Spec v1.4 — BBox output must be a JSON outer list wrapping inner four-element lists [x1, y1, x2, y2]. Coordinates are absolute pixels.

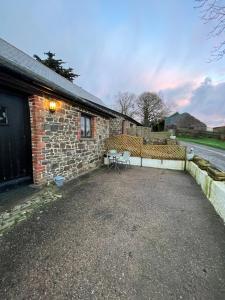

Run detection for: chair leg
[[116, 162, 120, 173], [108, 160, 114, 171]]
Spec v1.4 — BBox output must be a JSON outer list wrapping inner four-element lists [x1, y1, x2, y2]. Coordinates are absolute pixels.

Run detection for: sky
[[0, 0, 224, 127]]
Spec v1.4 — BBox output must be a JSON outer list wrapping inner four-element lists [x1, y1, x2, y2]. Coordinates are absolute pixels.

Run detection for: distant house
[[165, 112, 206, 131], [213, 126, 225, 134]]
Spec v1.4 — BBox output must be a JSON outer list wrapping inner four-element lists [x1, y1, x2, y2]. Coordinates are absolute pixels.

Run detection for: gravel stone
[[0, 167, 225, 299]]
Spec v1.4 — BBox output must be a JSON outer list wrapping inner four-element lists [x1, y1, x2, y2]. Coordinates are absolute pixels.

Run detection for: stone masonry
[[109, 116, 136, 136], [29, 95, 109, 185]]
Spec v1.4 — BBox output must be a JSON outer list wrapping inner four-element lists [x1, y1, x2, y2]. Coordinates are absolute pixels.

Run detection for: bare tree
[[114, 92, 137, 117], [195, 0, 225, 60], [137, 92, 167, 127]]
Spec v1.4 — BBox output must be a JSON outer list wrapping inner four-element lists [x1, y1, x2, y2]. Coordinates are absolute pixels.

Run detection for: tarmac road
[[180, 141, 225, 171]]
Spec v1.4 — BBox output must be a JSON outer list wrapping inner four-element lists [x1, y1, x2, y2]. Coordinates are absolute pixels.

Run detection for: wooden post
[[184, 146, 187, 171]]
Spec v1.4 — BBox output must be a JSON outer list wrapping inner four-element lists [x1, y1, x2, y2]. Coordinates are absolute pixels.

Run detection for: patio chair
[[108, 149, 117, 155], [123, 151, 131, 168]]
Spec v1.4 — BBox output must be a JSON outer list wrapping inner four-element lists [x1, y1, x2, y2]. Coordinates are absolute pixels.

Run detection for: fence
[[105, 135, 186, 160], [105, 135, 143, 156], [127, 126, 171, 141], [176, 129, 225, 140]]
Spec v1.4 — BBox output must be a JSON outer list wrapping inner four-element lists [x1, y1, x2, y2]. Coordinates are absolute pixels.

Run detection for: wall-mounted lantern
[[49, 100, 57, 113]]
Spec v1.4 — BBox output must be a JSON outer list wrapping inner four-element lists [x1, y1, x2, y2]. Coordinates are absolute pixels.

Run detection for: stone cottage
[[0, 38, 116, 189]]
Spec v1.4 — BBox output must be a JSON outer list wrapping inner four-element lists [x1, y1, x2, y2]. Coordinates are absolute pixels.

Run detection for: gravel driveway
[[0, 167, 225, 299]]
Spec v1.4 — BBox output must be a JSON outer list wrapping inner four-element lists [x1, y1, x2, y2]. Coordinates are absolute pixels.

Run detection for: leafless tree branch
[[195, 0, 225, 60], [114, 92, 137, 118]]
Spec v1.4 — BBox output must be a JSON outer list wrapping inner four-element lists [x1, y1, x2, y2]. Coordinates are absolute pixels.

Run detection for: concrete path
[[181, 141, 225, 171], [0, 167, 225, 299]]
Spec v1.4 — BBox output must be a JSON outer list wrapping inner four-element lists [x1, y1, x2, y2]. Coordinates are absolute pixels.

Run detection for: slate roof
[[0, 38, 143, 124], [102, 107, 142, 126], [0, 38, 107, 109], [165, 112, 206, 129]]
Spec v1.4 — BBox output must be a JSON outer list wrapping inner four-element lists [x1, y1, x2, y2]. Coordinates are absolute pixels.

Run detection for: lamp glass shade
[[49, 100, 56, 112]]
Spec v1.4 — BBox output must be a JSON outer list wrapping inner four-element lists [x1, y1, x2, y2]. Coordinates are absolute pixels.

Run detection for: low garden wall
[[104, 156, 185, 170], [127, 127, 172, 143], [187, 161, 225, 223], [129, 157, 185, 170]]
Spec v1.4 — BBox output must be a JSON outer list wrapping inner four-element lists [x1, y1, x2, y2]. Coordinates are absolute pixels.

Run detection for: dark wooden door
[[0, 88, 32, 187]]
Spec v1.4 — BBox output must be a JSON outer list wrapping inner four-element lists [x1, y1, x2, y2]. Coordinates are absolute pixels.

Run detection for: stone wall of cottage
[[109, 117, 123, 135], [109, 116, 136, 136], [29, 95, 109, 185]]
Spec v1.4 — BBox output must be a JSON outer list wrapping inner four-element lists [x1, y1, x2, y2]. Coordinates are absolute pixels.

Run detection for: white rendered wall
[[187, 161, 225, 223], [129, 157, 185, 170]]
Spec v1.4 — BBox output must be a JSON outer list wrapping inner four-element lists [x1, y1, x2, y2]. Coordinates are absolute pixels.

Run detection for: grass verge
[[177, 136, 225, 151]]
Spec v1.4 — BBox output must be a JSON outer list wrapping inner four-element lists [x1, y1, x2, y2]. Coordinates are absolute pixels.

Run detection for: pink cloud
[[138, 68, 202, 92], [161, 77, 225, 127], [176, 98, 190, 107]]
